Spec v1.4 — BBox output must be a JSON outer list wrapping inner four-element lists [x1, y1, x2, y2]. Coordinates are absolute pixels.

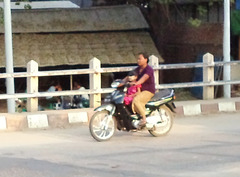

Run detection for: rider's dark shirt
[[135, 65, 155, 94]]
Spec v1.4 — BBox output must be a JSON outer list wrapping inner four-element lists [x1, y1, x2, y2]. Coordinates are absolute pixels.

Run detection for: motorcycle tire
[[148, 105, 173, 137], [89, 110, 117, 142]]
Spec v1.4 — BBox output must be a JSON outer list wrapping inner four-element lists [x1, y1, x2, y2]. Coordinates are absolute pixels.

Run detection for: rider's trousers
[[132, 91, 154, 118]]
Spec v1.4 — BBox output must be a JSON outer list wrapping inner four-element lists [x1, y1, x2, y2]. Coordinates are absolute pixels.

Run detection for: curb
[[0, 98, 240, 131], [175, 97, 240, 116], [0, 108, 95, 131]]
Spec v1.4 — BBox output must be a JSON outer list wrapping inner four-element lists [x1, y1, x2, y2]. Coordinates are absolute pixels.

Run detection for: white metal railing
[[1, 53, 240, 112]]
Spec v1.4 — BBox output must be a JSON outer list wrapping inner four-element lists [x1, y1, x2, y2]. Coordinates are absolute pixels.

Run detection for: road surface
[[0, 112, 240, 177]]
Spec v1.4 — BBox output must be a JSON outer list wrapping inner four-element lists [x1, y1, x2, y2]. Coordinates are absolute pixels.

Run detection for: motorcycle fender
[[94, 104, 116, 115], [166, 102, 176, 113]]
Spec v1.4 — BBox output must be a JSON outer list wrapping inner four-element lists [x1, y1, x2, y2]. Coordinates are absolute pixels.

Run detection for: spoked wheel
[[148, 105, 173, 137], [89, 110, 116, 142]]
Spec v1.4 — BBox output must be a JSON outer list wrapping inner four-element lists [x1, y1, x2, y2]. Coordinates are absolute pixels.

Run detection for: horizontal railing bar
[[1, 61, 240, 79], [101, 66, 136, 73], [0, 67, 135, 79], [0, 68, 97, 79], [157, 80, 240, 89], [0, 88, 115, 100], [156, 62, 206, 70], [1, 60, 240, 101], [156, 61, 240, 70], [1, 79, 240, 100]]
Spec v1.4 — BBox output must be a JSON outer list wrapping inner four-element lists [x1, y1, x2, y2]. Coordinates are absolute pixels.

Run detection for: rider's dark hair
[[138, 52, 149, 63]]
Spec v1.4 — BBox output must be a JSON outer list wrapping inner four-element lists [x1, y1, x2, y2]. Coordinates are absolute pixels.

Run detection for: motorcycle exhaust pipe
[[132, 116, 167, 129]]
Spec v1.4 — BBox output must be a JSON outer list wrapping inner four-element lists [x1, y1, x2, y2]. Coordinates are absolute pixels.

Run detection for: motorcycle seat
[[150, 89, 173, 102]]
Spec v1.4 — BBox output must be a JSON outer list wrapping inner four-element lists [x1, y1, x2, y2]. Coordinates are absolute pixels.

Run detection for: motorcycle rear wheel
[[148, 105, 173, 137], [89, 110, 116, 142]]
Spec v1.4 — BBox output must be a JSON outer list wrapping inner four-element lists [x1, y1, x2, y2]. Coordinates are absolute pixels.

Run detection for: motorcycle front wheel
[[89, 110, 116, 142], [148, 105, 173, 137]]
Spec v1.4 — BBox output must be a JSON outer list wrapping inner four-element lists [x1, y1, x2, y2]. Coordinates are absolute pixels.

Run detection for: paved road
[[0, 112, 240, 177]]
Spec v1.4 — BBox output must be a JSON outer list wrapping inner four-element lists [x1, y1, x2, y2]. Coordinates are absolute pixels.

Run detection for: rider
[[124, 70, 142, 106], [121, 52, 155, 127]]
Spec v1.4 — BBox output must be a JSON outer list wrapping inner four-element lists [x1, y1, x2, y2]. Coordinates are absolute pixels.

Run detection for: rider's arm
[[117, 76, 128, 87], [137, 86, 141, 93], [135, 74, 149, 86], [135, 86, 141, 96]]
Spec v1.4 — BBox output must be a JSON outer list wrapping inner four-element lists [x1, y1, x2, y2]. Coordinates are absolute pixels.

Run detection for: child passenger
[[124, 70, 141, 105]]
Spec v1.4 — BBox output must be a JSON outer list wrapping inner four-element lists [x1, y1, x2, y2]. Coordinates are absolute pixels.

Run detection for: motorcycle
[[89, 79, 176, 142]]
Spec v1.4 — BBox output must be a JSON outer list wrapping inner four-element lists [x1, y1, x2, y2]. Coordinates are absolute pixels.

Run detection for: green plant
[[24, 4, 32, 9], [197, 5, 207, 17], [188, 17, 201, 27]]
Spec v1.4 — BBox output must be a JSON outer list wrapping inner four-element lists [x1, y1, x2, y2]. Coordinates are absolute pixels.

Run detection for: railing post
[[203, 53, 214, 100], [27, 60, 39, 112], [89, 57, 101, 108], [149, 55, 159, 89]]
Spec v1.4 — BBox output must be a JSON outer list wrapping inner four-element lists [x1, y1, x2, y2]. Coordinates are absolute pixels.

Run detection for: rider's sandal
[[138, 120, 146, 127]]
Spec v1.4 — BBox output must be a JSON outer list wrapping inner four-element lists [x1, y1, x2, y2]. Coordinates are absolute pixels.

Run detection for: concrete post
[[223, 0, 231, 98], [27, 60, 39, 112], [203, 53, 214, 100], [4, 0, 15, 113], [149, 55, 159, 89], [89, 58, 101, 108]]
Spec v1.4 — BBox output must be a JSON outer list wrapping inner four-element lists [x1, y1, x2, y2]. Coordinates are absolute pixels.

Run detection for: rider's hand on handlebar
[[117, 82, 125, 87], [128, 81, 136, 86]]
